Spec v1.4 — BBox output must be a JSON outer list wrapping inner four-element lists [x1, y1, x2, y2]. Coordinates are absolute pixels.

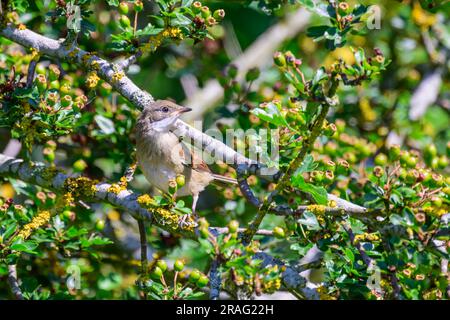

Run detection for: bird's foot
[[178, 213, 198, 229]]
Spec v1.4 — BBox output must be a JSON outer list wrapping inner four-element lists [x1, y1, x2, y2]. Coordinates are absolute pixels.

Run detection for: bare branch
[[137, 219, 148, 300], [7, 265, 24, 300], [209, 258, 221, 300]]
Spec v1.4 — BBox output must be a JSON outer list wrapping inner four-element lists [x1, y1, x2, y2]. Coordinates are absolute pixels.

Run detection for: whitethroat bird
[[135, 100, 237, 227]]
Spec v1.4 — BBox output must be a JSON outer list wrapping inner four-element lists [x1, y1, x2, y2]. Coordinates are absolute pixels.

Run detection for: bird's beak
[[177, 106, 192, 114], [172, 106, 192, 116]]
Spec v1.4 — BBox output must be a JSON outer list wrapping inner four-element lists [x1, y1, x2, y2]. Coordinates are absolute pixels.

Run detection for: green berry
[[374, 153, 388, 166], [431, 196, 442, 208], [48, 64, 60, 82], [196, 275, 209, 288], [134, 0, 143, 12], [176, 174, 185, 188], [36, 74, 47, 92], [437, 156, 448, 169], [35, 63, 46, 75], [151, 266, 163, 279], [406, 156, 418, 169], [213, 9, 225, 20], [156, 260, 167, 272], [118, 2, 129, 15], [189, 270, 201, 283], [192, 1, 202, 13], [273, 52, 286, 67], [323, 170, 335, 183], [63, 210, 75, 221], [245, 67, 260, 82], [168, 179, 177, 194], [311, 170, 324, 183], [228, 220, 239, 233], [273, 226, 285, 239], [73, 159, 87, 172], [323, 123, 337, 137], [43, 147, 55, 162], [95, 219, 105, 231], [119, 15, 131, 28], [61, 95, 72, 108], [174, 259, 185, 272], [284, 51, 295, 66], [424, 144, 437, 161], [389, 145, 401, 161], [324, 160, 336, 172], [200, 6, 210, 18], [60, 83, 71, 95], [227, 64, 238, 78], [49, 80, 60, 90]]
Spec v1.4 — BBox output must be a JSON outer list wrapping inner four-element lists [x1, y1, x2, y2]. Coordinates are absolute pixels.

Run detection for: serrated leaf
[[291, 174, 328, 205], [250, 102, 289, 127], [10, 241, 38, 254]]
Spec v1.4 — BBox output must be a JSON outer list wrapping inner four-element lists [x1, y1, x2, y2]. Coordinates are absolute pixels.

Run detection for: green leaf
[[296, 154, 317, 174], [250, 102, 289, 127], [107, 0, 119, 6], [291, 174, 328, 205], [136, 25, 164, 37], [10, 241, 38, 254], [343, 248, 355, 263]]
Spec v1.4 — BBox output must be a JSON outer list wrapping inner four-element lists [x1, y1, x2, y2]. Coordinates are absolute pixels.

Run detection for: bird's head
[[138, 100, 192, 132]]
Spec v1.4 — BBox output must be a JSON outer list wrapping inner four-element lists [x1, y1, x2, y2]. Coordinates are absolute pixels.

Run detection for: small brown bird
[[135, 100, 237, 226]]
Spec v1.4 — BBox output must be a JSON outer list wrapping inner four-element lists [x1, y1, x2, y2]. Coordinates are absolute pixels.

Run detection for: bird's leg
[[192, 194, 199, 220], [178, 194, 199, 229]]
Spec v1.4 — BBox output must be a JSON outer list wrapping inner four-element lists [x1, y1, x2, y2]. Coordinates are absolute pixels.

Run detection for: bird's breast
[[136, 131, 185, 193]]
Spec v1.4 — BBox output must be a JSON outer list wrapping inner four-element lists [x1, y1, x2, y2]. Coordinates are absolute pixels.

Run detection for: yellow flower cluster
[[423, 206, 447, 217], [107, 180, 127, 195], [17, 24, 26, 30], [137, 194, 157, 207], [137, 194, 195, 232], [90, 59, 100, 71], [261, 278, 281, 294], [307, 204, 326, 215], [30, 48, 39, 60], [142, 27, 183, 54], [316, 285, 337, 300], [354, 232, 380, 243], [111, 70, 124, 83], [18, 210, 51, 239], [412, 2, 436, 29], [86, 71, 100, 89]]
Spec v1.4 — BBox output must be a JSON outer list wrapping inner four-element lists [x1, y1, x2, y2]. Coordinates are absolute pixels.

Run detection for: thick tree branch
[[0, 24, 365, 218]]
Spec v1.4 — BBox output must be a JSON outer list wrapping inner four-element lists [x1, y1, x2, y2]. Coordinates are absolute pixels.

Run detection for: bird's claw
[[178, 214, 198, 229]]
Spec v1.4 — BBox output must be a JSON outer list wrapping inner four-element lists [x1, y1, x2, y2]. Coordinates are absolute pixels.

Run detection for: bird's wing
[[179, 141, 211, 173], [179, 141, 237, 185]]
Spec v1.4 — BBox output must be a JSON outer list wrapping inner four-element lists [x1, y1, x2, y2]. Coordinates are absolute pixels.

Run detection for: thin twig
[[209, 258, 221, 300], [26, 60, 37, 88], [137, 219, 148, 300], [7, 265, 24, 300], [243, 103, 332, 243]]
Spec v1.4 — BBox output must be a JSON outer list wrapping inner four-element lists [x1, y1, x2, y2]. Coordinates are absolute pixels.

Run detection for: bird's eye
[[162, 106, 169, 113]]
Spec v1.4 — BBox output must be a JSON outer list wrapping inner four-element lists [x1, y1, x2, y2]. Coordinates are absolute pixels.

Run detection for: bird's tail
[[211, 174, 238, 185]]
